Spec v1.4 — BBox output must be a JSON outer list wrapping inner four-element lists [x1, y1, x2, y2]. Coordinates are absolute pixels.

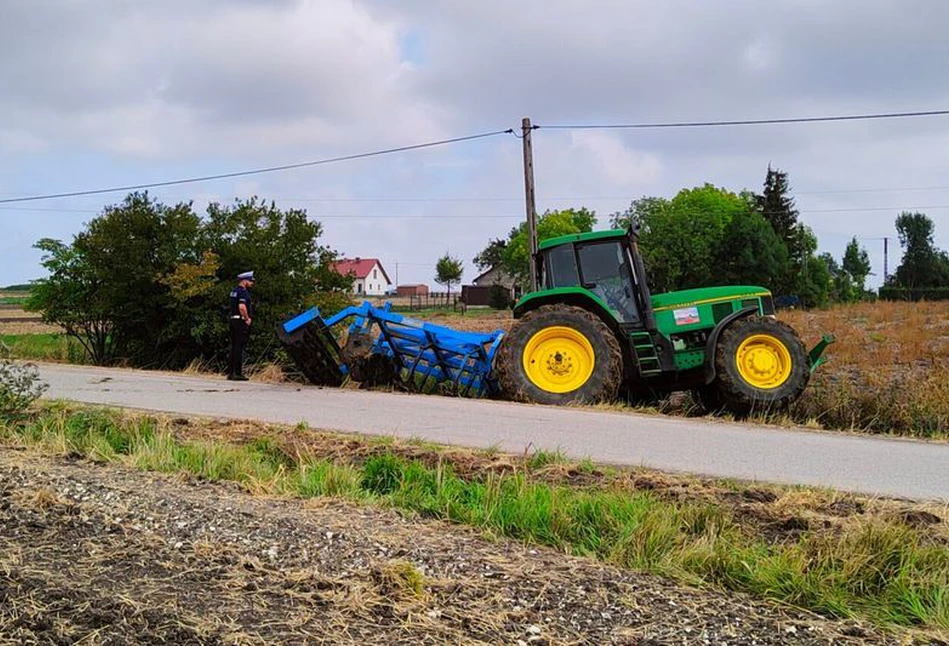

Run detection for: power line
[[5, 205, 949, 218], [794, 185, 949, 195], [537, 109, 949, 130], [0, 129, 515, 205]]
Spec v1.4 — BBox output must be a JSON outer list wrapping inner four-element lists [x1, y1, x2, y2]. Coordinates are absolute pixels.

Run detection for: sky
[[2, 0, 949, 290]]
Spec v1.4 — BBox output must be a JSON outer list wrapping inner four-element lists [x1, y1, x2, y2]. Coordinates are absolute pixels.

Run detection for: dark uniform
[[228, 283, 253, 379]]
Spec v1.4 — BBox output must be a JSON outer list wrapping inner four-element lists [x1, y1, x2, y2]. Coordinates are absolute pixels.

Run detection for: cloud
[[0, 0, 439, 159], [3, 0, 949, 287]]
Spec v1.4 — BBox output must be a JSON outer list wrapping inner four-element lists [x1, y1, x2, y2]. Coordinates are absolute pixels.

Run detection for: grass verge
[[0, 334, 85, 363], [1, 405, 947, 637]]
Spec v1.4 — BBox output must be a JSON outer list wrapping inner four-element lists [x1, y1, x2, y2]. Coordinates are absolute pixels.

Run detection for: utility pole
[[522, 117, 538, 292], [883, 237, 889, 283]]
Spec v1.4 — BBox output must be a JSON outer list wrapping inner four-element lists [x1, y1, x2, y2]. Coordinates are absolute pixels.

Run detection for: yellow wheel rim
[[735, 334, 792, 389], [522, 326, 595, 394]]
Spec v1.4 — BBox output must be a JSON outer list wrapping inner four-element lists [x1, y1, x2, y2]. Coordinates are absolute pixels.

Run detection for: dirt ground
[[0, 447, 933, 645]]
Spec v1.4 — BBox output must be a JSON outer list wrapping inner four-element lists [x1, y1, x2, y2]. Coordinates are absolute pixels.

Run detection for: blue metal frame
[[281, 302, 505, 397]]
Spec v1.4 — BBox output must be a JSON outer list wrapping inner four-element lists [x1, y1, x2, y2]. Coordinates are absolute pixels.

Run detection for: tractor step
[[629, 331, 663, 376]]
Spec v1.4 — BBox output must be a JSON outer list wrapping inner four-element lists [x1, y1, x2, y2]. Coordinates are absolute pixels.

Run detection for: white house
[[333, 258, 392, 296]]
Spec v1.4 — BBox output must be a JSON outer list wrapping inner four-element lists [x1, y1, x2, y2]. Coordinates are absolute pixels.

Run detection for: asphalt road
[[34, 362, 949, 501]]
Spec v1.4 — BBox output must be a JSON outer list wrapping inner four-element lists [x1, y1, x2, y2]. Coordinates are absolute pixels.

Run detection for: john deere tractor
[[494, 225, 833, 415]]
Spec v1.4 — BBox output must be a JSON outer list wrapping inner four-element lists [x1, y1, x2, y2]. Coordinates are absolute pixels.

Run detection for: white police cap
[[237, 271, 255, 281]]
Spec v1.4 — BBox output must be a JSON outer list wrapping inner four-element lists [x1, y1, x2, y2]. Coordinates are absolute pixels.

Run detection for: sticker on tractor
[[673, 306, 700, 325]]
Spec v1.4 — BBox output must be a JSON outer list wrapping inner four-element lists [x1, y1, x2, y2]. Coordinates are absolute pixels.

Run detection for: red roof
[[332, 258, 391, 283]]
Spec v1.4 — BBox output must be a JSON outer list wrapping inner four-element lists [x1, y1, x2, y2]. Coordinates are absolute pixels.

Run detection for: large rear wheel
[[711, 316, 809, 416], [496, 305, 622, 405]]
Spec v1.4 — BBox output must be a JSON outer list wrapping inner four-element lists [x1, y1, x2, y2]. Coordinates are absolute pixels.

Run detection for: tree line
[[475, 166, 949, 305]]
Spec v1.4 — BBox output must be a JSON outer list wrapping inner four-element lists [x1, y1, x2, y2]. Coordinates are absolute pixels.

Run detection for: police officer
[[227, 271, 255, 381]]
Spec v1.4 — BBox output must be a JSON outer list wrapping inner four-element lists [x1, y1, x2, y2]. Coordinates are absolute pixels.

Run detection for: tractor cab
[[535, 229, 645, 325]]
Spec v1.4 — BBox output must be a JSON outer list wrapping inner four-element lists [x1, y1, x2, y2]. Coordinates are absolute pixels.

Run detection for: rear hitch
[[807, 333, 836, 372]]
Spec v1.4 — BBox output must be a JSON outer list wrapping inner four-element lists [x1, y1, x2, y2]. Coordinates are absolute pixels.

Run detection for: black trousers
[[229, 318, 251, 376]]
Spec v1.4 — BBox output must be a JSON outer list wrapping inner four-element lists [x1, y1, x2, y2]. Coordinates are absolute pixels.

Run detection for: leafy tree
[[472, 237, 507, 272], [796, 254, 833, 308], [502, 208, 596, 287], [473, 208, 597, 289], [29, 193, 203, 365], [28, 192, 347, 369], [611, 185, 755, 292], [820, 251, 858, 303], [28, 238, 115, 365], [608, 196, 668, 230], [201, 197, 348, 361], [434, 253, 463, 302], [893, 212, 949, 288], [842, 237, 872, 296], [714, 208, 789, 288]]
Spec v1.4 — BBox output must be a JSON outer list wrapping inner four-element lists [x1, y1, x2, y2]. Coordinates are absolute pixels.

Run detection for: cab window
[[544, 245, 580, 288], [577, 241, 639, 323]]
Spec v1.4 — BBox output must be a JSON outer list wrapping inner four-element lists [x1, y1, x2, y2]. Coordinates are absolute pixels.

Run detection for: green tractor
[[495, 225, 833, 415]]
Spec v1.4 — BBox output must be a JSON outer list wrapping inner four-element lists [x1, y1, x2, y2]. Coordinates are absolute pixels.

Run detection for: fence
[[361, 293, 461, 311]]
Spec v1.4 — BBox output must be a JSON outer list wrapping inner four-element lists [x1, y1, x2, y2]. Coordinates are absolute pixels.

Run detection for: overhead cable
[[0, 129, 515, 205]]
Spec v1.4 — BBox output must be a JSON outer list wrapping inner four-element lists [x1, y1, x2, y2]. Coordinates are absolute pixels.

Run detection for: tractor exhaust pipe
[[628, 222, 657, 333]]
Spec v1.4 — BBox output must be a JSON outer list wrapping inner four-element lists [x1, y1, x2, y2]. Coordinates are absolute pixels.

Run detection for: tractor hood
[[650, 285, 772, 312]]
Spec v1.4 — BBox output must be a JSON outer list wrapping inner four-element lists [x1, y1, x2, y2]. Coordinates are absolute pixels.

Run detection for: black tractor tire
[[713, 316, 810, 416], [496, 305, 623, 405]]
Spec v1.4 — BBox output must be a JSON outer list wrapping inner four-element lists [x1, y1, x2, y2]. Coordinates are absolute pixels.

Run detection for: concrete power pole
[[522, 117, 538, 292]]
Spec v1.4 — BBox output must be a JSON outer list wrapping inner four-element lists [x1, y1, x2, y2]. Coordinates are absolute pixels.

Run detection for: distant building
[[333, 258, 392, 296], [472, 265, 515, 289], [472, 265, 517, 296], [463, 265, 519, 307], [397, 284, 429, 297]]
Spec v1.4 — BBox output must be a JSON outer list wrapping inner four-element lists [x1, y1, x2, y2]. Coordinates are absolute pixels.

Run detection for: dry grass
[[181, 357, 217, 375], [783, 301, 949, 437], [246, 362, 289, 383]]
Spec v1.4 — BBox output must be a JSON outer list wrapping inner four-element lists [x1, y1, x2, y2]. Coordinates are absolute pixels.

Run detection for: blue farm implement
[[277, 302, 505, 398]]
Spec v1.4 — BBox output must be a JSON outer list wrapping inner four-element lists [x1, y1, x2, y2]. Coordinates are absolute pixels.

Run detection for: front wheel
[[711, 316, 810, 416], [496, 305, 622, 405]]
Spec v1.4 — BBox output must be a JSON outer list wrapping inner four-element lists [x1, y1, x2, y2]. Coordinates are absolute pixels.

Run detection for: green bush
[[487, 284, 512, 310], [0, 342, 48, 420]]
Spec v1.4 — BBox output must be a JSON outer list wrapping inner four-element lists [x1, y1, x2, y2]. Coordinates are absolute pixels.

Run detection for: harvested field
[[0, 446, 922, 645], [0, 311, 60, 335], [417, 302, 949, 438], [784, 301, 949, 436], [0, 306, 44, 327]]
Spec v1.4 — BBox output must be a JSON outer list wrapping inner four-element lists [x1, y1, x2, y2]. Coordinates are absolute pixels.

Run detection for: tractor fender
[[702, 306, 758, 385]]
